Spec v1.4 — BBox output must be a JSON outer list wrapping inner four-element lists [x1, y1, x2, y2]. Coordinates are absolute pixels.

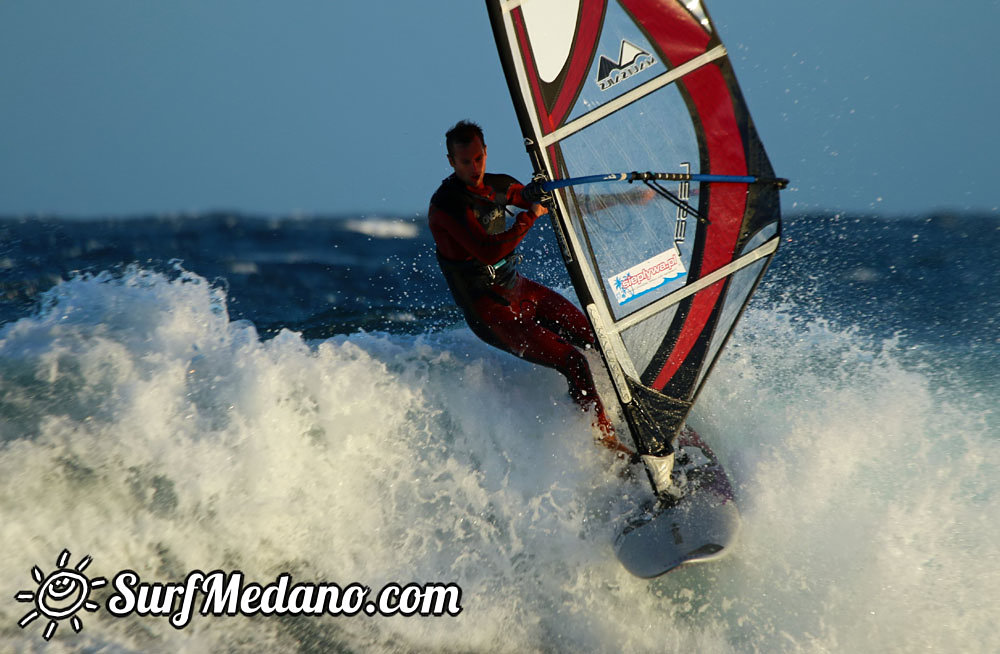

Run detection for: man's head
[[446, 120, 487, 187]]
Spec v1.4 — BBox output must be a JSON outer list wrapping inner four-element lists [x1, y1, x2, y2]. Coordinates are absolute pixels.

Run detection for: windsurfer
[[428, 120, 633, 458]]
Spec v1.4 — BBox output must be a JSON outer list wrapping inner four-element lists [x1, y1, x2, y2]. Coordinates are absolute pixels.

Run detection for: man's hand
[[521, 180, 550, 204], [529, 203, 548, 219]]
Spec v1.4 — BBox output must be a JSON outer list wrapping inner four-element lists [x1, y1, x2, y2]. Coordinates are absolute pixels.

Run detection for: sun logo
[[15, 549, 107, 641]]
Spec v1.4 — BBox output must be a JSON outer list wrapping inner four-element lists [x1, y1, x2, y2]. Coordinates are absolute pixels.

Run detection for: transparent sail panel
[[693, 225, 779, 390], [557, 86, 700, 322], [621, 304, 680, 374], [565, 2, 665, 124]]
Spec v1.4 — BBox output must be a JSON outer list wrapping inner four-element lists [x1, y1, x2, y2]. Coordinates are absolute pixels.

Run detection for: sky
[[1, 0, 997, 218]]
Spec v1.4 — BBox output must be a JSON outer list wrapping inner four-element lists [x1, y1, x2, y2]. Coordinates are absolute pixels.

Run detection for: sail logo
[[609, 247, 687, 305], [596, 40, 656, 91]]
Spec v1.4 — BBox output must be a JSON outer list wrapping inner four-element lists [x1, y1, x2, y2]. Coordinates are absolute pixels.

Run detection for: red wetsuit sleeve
[[429, 202, 538, 265], [506, 183, 533, 210]]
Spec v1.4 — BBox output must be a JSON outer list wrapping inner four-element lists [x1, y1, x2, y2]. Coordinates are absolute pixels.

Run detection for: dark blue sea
[[1, 211, 997, 652]]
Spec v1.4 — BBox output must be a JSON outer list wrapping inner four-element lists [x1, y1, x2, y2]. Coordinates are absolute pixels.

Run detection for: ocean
[[1, 210, 997, 652]]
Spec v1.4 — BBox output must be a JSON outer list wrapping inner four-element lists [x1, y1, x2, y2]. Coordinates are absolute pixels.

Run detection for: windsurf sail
[[486, 0, 784, 457]]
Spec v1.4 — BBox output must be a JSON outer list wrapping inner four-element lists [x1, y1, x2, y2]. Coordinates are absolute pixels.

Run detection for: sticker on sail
[[608, 247, 687, 305], [596, 40, 656, 91]]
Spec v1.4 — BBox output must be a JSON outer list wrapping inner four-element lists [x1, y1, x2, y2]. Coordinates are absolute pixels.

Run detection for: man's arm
[[508, 180, 549, 208], [429, 203, 541, 265], [507, 182, 530, 210], [505, 183, 551, 233]]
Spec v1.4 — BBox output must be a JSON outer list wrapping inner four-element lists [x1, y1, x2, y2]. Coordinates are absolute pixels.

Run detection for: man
[[428, 120, 632, 457]]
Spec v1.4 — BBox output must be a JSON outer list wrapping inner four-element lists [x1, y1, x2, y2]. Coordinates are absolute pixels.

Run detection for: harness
[[436, 251, 523, 285]]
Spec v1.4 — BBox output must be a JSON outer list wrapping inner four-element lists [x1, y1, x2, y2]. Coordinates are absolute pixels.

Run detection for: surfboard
[[614, 426, 739, 577], [485, 0, 784, 577]]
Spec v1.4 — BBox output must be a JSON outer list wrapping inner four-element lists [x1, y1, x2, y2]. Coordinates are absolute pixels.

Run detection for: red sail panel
[[509, 1, 605, 134]]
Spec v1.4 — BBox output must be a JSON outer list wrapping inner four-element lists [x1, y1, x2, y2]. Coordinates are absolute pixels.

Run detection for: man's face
[[448, 137, 487, 187]]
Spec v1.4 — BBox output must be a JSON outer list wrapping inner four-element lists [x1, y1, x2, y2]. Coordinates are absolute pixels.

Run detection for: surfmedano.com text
[[106, 570, 463, 628]]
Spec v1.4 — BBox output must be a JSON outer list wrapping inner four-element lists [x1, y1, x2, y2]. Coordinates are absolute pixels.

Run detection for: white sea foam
[[0, 269, 996, 652], [343, 218, 419, 239]]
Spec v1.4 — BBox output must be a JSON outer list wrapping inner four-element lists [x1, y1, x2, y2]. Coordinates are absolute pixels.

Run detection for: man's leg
[[517, 277, 596, 350], [473, 288, 633, 457]]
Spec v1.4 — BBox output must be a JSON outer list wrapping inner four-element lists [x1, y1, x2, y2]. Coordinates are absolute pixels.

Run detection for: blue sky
[[1, 1, 997, 217]]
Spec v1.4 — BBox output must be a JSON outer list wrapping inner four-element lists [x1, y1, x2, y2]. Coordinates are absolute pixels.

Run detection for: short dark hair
[[445, 120, 485, 157]]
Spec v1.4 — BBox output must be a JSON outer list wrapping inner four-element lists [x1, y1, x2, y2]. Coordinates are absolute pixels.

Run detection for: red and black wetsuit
[[429, 172, 608, 420]]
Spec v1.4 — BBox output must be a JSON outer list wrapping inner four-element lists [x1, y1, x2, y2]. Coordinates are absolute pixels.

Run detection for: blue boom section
[[540, 171, 788, 192]]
